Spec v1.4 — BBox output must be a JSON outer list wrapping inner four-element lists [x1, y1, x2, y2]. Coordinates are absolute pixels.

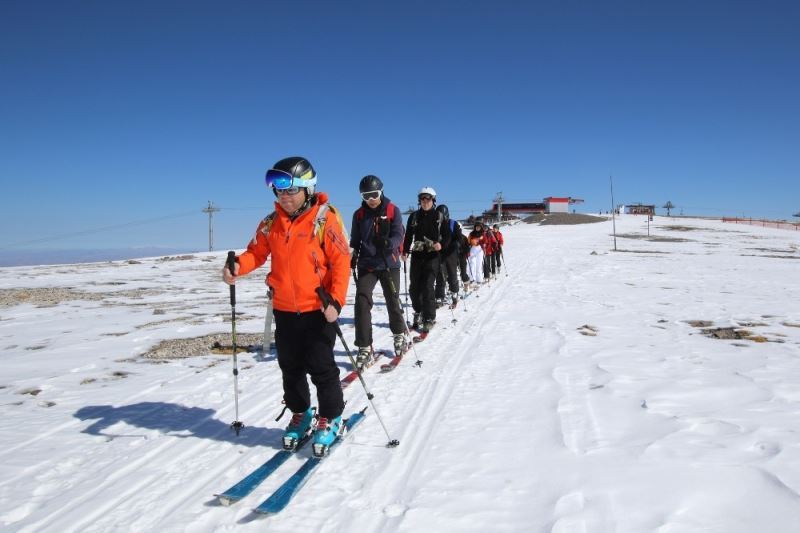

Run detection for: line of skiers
[[352, 177, 505, 365], [222, 156, 504, 454]]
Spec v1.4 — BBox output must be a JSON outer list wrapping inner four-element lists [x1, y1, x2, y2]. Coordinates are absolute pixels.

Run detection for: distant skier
[[434, 204, 462, 308], [483, 225, 498, 279], [349, 175, 407, 365], [459, 230, 470, 286], [402, 187, 448, 332], [222, 156, 350, 455], [492, 224, 505, 270], [466, 222, 485, 286]]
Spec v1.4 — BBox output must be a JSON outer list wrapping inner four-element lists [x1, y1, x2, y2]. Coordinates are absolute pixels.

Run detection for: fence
[[722, 217, 800, 231]]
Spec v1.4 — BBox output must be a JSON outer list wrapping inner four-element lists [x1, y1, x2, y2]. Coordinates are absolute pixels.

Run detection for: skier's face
[[276, 187, 306, 213], [362, 191, 382, 209], [419, 195, 434, 211]]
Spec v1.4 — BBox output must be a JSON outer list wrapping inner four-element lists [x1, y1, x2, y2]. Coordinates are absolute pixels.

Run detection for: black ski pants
[[459, 250, 469, 282], [409, 253, 440, 322], [435, 251, 460, 299], [274, 309, 344, 420], [484, 253, 496, 279], [354, 268, 405, 347]]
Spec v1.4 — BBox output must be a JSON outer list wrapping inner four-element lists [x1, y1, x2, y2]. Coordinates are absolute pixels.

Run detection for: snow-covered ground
[[1, 215, 799, 532]]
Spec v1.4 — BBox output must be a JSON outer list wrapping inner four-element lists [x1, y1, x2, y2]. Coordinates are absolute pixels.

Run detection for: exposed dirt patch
[[142, 332, 264, 360], [577, 325, 598, 336], [523, 213, 607, 225], [685, 320, 714, 328], [0, 288, 104, 307], [0, 287, 166, 308], [18, 387, 42, 396], [747, 248, 798, 254], [661, 225, 699, 231], [613, 249, 670, 254], [700, 327, 774, 343], [26, 344, 48, 351], [616, 233, 691, 242], [740, 254, 800, 260]]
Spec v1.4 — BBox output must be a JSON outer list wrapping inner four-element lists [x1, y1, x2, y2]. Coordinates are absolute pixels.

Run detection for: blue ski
[[215, 434, 312, 506], [253, 412, 367, 515]]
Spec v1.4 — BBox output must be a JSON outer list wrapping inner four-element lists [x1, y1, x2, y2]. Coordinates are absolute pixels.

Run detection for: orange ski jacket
[[236, 192, 351, 313]]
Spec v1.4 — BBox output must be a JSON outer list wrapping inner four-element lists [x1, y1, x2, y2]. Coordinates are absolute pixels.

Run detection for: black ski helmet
[[271, 156, 317, 195], [436, 204, 450, 220], [359, 175, 383, 193]]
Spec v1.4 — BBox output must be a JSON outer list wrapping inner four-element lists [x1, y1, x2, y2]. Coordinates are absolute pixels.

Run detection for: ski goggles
[[418, 194, 434, 202], [361, 190, 381, 201], [265, 168, 315, 192]]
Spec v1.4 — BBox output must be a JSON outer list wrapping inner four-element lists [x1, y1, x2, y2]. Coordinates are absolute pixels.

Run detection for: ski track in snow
[[2, 216, 800, 532]]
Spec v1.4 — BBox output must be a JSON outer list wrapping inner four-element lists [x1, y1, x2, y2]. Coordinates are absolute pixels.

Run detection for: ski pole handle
[[226, 251, 236, 306], [315, 286, 332, 309]]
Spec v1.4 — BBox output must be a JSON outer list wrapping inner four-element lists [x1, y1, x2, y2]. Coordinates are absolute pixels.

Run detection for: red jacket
[[482, 231, 496, 255], [236, 192, 351, 313]]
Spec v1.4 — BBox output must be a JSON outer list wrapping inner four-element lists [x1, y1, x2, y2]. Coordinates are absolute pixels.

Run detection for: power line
[[0, 211, 200, 249]]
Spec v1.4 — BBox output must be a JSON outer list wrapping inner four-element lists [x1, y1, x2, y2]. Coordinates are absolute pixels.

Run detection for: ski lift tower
[[202, 201, 221, 251], [493, 192, 504, 224]]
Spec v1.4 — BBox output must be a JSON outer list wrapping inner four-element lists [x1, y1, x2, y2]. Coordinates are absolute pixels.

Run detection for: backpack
[[355, 200, 397, 224], [260, 201, 341, 247], [408, 209, 444, 233]]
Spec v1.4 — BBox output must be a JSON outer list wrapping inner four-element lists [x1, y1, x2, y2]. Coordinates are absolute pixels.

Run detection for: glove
[[373, 236, 390, 249], [411, 240, 426, 252], [350, 255, 358, 270], [422, 237, 437, 252]]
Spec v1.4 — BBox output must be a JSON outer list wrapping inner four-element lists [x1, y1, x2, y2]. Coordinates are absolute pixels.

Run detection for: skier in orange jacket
[[223, 156, 351, 453]]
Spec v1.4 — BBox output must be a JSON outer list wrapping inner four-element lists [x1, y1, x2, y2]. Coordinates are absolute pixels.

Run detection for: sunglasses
[[361, 190, 381, 201], [418, 195, 433, 202]]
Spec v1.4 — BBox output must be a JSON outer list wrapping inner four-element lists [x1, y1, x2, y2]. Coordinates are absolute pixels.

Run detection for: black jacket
[[403, 208, 450, 258]]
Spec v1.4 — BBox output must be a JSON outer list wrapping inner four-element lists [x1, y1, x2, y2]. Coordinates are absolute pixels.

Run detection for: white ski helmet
[[418, 186, 437, 199]]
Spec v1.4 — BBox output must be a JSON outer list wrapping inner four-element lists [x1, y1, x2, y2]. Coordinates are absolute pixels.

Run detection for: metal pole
[[610, 176, 617, 251], [202, 201, 221, 252]]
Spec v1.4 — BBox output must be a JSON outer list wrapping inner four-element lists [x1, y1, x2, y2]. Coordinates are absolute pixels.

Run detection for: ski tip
[[216, 495, 234, 506]]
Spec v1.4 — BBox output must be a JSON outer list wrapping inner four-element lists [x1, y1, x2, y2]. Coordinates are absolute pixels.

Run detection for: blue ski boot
[[312, 415, 344, 457], [283, 407, 315, 451]]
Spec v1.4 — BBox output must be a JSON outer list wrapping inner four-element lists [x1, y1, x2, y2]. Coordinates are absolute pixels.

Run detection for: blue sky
[[1, 0, 798, 260]]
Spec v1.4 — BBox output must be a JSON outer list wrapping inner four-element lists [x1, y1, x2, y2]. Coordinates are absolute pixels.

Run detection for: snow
[[1, 216, 799, 532]]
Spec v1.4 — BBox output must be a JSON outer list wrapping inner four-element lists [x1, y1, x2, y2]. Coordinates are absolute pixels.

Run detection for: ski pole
[[402, 256, 410, 323], [226, 251, 244, 436], [262, 287, 273, 355], [315, 287, 399, 448], [351, 241, 361, 283], [381, 250, 422, 367]]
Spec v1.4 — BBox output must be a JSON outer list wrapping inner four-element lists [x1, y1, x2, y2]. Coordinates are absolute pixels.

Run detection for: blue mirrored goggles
[[265, 168, 315, 191], [265, 168, 295, 190]]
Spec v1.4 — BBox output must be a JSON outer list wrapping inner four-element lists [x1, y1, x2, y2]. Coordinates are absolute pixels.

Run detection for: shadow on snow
[[73, 402, 284, 449]]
